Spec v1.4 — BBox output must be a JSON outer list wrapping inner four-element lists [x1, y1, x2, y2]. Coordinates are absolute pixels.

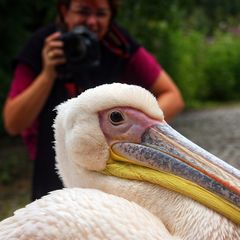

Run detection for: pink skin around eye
[[98, 107, 161, 145]]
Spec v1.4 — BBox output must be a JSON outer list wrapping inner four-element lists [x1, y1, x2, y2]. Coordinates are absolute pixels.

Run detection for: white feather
[[0, 188, 178, 240]]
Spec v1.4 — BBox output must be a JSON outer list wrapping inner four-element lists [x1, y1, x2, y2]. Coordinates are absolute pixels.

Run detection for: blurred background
[[1, 0, 240, 220]]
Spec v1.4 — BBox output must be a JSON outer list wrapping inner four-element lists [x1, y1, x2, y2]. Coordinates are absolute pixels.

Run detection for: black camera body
[[57, 26, 100, 82]]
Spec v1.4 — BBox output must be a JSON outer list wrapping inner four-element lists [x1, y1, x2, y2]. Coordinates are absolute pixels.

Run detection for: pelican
[[54, 83, 240, 239], [1, 83, 240, 239]]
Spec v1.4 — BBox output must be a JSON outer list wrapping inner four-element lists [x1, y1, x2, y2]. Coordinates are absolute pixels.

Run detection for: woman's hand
[[41, 31, 66, 81]]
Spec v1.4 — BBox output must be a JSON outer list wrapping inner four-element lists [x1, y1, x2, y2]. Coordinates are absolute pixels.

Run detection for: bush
[[203, 32, 240, 101], [118, 1, 240, 107], [134, 22, 240, 106], [154, 27, 207, 104]]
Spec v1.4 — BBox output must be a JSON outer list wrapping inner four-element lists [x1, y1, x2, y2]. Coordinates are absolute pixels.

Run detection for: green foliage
[[203, 33, 240, 101], [0, 136, 30, 184], [152, 27, 240, 104], [161, 29, 207, 103], [0, 135, 31, 220], [118, 0, 240, 106], [0, 154, 26, 184]]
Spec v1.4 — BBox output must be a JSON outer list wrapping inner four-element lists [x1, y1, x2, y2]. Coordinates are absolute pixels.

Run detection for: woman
[[3, 0, 184, 200]]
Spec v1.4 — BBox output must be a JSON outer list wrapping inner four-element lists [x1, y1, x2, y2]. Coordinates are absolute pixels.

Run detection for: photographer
[[3, 0, 184, 201]]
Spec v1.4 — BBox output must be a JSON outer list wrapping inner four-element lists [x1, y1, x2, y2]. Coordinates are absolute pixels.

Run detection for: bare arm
[[150, 70, 185, 122], [3, 32, 66, 135]]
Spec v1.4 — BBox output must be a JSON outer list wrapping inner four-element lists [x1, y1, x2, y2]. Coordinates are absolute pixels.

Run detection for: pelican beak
[[102, 121, 240, 224]]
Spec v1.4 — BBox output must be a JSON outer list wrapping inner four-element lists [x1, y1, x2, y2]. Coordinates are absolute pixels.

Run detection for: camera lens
[[58, 25, 100, 78], [75, 36, 87, 60]]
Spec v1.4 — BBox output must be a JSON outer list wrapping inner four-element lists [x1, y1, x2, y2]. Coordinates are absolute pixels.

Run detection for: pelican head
[[54, 83, 240, 238], [54, 83, 163, 183]]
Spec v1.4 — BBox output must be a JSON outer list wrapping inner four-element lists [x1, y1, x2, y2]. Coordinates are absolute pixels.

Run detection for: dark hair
[[57, 0, 121, 23]]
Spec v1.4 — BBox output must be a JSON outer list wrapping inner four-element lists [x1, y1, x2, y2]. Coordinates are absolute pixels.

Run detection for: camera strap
[[102, 23, 132, 59]]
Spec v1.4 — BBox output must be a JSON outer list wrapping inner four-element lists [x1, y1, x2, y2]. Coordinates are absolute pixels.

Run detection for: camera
[[57, 25, 100, 82]]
